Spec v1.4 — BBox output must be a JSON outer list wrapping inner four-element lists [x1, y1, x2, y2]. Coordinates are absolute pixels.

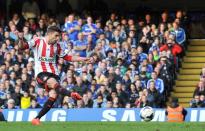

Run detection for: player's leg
[[35, 89, 57, 119], [33, 76, 82, 123], [32, 73, 58, 125], [47, 77, 82, 100]]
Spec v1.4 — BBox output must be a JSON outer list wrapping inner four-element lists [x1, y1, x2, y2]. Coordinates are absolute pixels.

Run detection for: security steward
[[166, 97, 187, 122]]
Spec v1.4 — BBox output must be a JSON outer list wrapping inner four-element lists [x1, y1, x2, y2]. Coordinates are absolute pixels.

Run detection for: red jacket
[[160, 44, 182, 56]]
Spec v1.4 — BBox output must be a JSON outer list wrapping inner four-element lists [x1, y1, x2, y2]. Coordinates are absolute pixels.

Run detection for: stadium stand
[[0, 0, 204, 110]]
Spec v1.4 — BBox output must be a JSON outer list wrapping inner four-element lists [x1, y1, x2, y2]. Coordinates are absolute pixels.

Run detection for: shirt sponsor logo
[[38, 56, 56, 63]]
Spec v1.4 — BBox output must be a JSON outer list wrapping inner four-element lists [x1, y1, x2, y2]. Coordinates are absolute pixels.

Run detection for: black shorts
[[36, 72, 60, 91]]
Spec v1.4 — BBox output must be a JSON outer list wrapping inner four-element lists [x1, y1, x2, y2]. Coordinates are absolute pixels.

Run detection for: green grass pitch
[[0, 122, 205, 131]]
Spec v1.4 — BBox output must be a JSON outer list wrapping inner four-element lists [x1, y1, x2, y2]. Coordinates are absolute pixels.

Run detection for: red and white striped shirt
[[27, 37, 70, 77]]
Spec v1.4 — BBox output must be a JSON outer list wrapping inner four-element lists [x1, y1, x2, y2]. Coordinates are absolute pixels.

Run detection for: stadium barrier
[[2, 108, 205, 122]]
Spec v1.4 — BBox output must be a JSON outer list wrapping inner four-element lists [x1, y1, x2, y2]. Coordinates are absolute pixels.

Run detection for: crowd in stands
[[190, 68, 205, 108], [0, 0, 189, 109]]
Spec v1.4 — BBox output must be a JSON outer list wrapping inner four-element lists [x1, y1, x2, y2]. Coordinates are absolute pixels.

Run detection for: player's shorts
[[36, 72, 60, 91]]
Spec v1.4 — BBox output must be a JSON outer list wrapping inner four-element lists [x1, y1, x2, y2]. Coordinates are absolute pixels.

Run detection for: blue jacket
[[147, 78, 164, 94], [171, 28, 186, 45]]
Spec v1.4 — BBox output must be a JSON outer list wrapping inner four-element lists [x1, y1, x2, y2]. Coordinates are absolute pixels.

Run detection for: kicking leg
[[32, 77, 82, 125], [32, 78, 58, 125], [47, 78, 82, 100]]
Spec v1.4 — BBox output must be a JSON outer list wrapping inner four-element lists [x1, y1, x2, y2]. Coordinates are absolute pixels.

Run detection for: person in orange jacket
[[165, 97, 187, 122]]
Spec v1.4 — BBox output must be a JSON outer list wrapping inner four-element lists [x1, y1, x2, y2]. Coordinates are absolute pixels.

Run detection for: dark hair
[[47, 26, 61, 34]]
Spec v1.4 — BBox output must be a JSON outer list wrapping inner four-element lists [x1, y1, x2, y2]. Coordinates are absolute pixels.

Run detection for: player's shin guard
[[54, 83, 82, 100], [35, 97, 56, 119]]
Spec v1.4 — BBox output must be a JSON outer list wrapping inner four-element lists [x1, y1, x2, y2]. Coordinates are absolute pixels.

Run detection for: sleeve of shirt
[[57, 43, 66, 57], [27, 38, 39, 49], [159, 79, 164, 93]]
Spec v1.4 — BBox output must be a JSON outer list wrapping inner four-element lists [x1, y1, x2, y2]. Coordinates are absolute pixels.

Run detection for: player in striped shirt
[[18, 26, 92, 125]]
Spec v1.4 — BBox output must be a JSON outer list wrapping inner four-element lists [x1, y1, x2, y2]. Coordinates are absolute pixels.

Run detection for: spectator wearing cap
[[147, 71, 164, 94]]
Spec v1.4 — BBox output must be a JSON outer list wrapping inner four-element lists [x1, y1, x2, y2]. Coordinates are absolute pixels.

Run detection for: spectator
[[82, 16, 97, 43], [106, 100, 113, 108], [129, 83, 140, 106], [170, 22, 186, 46], [190, 95, 200, 108], [36, 88, 48, 107], [147, 71, 164, 94], [64, 14, 80, 41], [82, 93, 93, 108], [20, 91, 31, 109], [193, 81, 205, 96], [73, 32, 87, 57], [0, 10, 190, 109], [30, 98, 41, 109], [147, 80, 161, 107], [5, 98, 16, 109]]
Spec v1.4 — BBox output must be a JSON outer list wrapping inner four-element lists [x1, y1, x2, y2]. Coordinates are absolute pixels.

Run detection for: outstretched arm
[[63, 55, 93, 63]]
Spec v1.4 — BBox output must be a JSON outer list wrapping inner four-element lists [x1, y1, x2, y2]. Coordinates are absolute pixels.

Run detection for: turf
[[0, 122, 205, 131]]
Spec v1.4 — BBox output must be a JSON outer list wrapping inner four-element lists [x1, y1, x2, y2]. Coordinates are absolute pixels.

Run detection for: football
[[140, 106, 155, 122]]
